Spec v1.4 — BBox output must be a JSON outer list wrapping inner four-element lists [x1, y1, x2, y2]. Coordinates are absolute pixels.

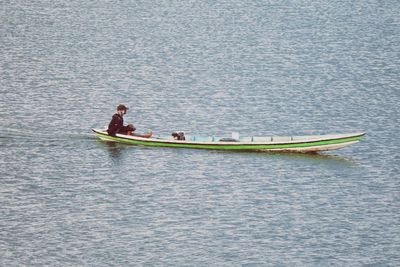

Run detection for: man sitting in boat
[[107, 104, 136, 136]]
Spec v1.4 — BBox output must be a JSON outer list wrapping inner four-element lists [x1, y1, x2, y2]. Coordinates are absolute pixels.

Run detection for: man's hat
[[117, 104, 129, 111]]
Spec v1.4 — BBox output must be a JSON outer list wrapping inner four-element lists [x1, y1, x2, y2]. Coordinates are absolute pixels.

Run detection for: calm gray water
[[1, 0, 399, 266]]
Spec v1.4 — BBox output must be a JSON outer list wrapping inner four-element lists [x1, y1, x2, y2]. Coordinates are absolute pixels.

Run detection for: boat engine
[[172, 131, 185, 140]]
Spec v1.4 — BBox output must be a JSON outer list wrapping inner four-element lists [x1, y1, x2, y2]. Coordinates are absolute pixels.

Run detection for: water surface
[[1, 0, 399, 266]]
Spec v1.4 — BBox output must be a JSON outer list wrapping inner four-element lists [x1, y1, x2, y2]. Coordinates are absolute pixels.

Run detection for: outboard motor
[[172, 131, 185, 140]]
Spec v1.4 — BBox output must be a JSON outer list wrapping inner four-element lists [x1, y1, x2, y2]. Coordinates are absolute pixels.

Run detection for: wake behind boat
[[92, 128, 365, 153]]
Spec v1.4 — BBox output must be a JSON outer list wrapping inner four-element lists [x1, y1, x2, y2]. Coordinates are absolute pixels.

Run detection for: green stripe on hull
[[95, 133, 363, 151]]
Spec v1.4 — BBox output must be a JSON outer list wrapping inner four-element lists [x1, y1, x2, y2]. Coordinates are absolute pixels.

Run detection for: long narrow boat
[[92, 128, 365, 153]]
